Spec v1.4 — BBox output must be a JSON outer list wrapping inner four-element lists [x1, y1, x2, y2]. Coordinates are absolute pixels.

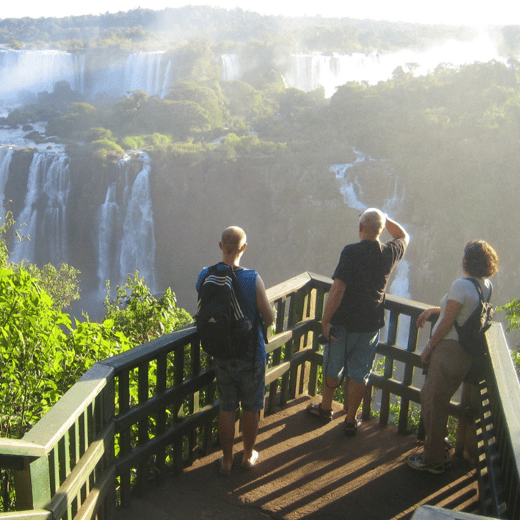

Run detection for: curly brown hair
[[462, 240, 499, 278]]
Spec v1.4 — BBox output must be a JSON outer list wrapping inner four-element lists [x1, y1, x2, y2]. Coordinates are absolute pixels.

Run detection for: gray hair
[[359, 208, 386, 237]]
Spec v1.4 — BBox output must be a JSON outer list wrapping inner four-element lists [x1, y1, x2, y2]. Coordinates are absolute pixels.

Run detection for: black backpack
[[454, 278, 494, 360], [196, 263, 253, 359]]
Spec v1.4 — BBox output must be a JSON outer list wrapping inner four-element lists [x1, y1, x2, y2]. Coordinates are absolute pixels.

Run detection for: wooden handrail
[[0, 272, 518, 520]]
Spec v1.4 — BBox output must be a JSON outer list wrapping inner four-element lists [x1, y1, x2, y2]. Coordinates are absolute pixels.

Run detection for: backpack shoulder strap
[[465, 277, 492, 303]]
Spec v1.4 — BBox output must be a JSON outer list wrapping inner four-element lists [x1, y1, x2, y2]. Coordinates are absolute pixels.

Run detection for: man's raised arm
[[385, 215, 409, 246]]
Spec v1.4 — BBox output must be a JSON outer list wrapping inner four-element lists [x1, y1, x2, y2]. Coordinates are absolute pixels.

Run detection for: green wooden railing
[[0, 272, 518, 519]]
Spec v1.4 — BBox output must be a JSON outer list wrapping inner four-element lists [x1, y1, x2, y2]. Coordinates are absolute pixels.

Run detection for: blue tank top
[[196, 262, 266, 362]]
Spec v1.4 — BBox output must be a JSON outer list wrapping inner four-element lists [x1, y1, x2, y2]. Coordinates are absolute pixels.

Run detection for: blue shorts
[[322, 326, 380, 384], [214, 358, 266, 412]]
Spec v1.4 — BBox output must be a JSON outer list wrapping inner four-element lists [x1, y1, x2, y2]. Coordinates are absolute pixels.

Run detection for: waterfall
[[221, 54, 240, 81], [0, 34, 503, 104], [124, 52, 166, 96], [97, 183, 120, 295], [10, 152, 70, 266], [97, 153, 156, 295], [119, 153, 156, 289], [161, 59, 173, 98], [0, 50, 84, 101], [283, 34, 503, 97], [0, 147, 13, 210]]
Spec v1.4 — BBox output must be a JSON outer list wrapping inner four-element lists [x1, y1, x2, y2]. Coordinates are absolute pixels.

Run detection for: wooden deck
[[112, 396, 480, 520]]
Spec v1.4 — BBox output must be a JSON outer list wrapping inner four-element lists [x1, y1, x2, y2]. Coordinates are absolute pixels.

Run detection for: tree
[[165, 81, 228, 129], [47, 102, 100, 138]]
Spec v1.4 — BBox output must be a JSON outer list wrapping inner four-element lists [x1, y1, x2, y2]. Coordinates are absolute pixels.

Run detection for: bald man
[[196, 226, 274, 475]]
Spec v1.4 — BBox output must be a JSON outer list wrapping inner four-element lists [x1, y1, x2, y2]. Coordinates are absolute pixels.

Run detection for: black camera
[[318, 326, 336, 344]]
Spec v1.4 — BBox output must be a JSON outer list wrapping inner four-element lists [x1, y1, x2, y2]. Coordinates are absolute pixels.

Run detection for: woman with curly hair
[[407, 240, 499, 474]]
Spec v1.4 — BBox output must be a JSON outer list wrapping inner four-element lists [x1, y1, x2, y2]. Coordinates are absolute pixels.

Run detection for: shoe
[[306, 402, 333, 423], [344, 419, 360, 436], [240, 450, 259, 470], [218, 457, 232, 476], [407, 454, 445, 474]]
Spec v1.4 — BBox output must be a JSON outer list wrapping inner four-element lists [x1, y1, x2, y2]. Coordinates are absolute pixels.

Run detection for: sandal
[[344, 419, 360, 436], [306, 402, 333, 423]]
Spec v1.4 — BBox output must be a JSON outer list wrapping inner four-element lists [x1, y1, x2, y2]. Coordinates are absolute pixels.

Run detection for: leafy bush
[[86, 127, 113, 142], [23, 263, 81, 311], [120, 135, 147, 149], [89, 138, 125, 160], [104, 272, 192, 345], [497, 299, 520, 374], [0, 266, 72, 438], [120, 133, 172, 150]]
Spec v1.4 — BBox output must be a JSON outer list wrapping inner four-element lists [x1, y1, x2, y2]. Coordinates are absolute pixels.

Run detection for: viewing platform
[[1, 272, 519, 520], [111, 396, 480, 520]]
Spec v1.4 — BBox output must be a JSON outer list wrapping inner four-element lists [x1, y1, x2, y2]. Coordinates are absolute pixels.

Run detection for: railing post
[[13, 455, 51, 510], [397, 316, 419, 434], [308, 285, 326, 397], [288, 288, 308, 400], [267, 297, 286, 414], [379, 309, 398, 425], [103, 372, 117, 519]]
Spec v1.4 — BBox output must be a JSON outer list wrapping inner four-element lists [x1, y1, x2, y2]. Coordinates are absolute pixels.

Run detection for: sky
[[2, 0, 520, 27]]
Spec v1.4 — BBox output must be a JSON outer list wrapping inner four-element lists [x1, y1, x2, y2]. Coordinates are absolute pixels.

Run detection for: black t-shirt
[[330, 238, 406, 332]]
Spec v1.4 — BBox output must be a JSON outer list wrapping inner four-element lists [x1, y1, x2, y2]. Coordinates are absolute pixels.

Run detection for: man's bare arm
[[256, 276, 275, 326], [385, 215, 409, 246], [321, 277, 346, 340]]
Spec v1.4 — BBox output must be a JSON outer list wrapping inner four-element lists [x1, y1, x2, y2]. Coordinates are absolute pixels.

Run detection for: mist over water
[[0, 50, 85, 102], [281, 32, 504, 97]]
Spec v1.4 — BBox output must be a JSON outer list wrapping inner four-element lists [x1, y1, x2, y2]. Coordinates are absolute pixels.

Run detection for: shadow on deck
[[112, 396, 479, 520]]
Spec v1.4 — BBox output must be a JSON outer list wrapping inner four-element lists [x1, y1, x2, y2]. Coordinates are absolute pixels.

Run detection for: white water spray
[[97, 153, 156, 295], [10, 152, 70, 266]]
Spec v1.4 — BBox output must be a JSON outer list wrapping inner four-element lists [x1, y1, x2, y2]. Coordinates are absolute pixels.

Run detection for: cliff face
[[149, 149, 348, 313], [3, 142, 515, 321], [5, 149, 32, 219]]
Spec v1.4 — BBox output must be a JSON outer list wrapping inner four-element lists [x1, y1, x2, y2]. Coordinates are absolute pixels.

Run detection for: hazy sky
[[2, 0, 519, 27]]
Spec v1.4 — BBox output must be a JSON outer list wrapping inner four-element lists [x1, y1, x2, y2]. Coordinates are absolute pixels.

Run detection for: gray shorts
[[215, 358, 266, 412]]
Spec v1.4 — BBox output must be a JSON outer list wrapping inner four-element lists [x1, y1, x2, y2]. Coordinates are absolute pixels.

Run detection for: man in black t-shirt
[[307, 208, 409, 435]]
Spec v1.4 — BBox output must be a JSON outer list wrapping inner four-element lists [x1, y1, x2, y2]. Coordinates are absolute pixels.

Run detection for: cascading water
[[97, 153, 156, 296], [10, 152, 71, 266], [221, 54, 240, 81], [0, 147, 14, 210], [283, 32, 503, 97], [0, 50, 84, 101], [119, 153, 156, 289], [97, 183, 120, 295], [124, 52, 167, 96], [0, 34, 503, 103], [161, 60, 173, 98]]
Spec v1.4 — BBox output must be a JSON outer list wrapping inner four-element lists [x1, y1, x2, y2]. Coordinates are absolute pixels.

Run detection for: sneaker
[[407, 454, 445, 474]]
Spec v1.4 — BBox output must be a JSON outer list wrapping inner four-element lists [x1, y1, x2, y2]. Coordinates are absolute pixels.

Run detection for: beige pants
[[420, 339, 472, 465]]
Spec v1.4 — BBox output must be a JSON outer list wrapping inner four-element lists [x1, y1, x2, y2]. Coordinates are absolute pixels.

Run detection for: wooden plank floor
[[112, 396, 480, 520]]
